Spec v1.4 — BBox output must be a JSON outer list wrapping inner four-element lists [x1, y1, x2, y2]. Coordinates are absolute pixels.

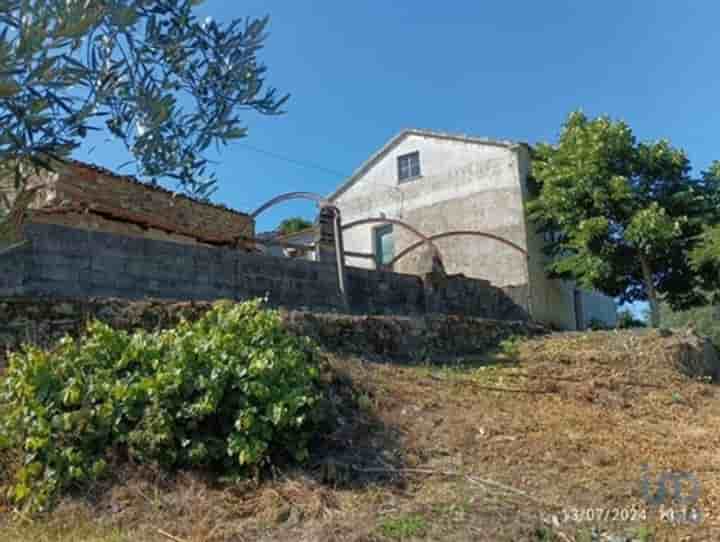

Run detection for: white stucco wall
[[515, 144, 579, 330], [333, 133, 529, 287]]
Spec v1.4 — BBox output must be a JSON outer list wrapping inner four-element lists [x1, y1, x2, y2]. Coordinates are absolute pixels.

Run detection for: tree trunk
[[639, 255, 661, 328]]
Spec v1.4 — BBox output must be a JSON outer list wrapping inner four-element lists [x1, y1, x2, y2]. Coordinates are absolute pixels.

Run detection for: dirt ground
[[1, 328, 719, 541]]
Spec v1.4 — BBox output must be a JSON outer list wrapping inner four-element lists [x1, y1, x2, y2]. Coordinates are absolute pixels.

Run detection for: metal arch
[[388, 230, 527, 267], [340, 217, 440, 257], [250, 192, 328, 219]]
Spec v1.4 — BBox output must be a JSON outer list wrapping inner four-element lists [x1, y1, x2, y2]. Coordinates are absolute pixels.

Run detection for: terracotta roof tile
[[60, 158, 250, 218]]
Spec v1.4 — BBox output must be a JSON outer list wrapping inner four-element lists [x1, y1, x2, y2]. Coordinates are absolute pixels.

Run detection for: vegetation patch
[[0, 300, 323, 512], [1, 327, 718, 540], [662, 302, 720, 349], [378, 513, 429, 540]]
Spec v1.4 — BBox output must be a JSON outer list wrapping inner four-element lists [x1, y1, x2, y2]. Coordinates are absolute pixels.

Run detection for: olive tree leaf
[[0, 0, 289, 197]]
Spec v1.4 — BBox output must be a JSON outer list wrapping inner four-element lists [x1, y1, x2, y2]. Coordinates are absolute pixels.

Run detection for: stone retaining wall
[[0, 298, 543, 367]]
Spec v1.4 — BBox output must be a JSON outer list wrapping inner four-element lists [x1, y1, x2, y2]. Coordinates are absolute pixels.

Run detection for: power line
[[237, 143, 348, 179]]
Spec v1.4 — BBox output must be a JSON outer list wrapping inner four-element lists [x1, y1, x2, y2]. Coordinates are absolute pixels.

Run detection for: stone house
[[328, 129, 617, 330], [0, 158, 254, 247], [257, 227, 318, 260]]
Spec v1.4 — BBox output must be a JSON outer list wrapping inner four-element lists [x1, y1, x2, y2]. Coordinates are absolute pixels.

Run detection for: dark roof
[[256, 230, 280, 241], [257, 226, 318, 241], [59, 157, 250, 218], [274, 226, 318, 241]]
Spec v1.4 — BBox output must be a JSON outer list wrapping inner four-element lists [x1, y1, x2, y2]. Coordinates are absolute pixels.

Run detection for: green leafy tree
[[0, 0, 288, 197], [692, 226, 720, 269], [528, 111, 717, 328], [690, 162, 720, 285], [278, 217, 313, 236]]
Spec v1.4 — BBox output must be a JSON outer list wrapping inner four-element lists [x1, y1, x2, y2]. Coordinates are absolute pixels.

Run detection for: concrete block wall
[[5, 223, 342, 310], [345, 266, 426, 314], [0, 246, 25, 296], [426, 277, 529, 320], [0, 223, 529, 320]]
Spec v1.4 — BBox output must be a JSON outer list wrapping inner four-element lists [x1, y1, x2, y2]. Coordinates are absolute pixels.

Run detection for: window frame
[[397, 151, 421, 183]]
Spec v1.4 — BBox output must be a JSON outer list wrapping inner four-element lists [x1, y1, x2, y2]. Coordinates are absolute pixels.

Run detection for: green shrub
[[378, 513, 428, 539], [660, 302, 720, 348], [497, 336, 522, 359], [0, 300, 322, 511], [587, 318, 610, 331]]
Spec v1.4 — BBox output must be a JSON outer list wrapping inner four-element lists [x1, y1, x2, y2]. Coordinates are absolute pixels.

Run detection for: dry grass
[[1, 328, 719, 541]]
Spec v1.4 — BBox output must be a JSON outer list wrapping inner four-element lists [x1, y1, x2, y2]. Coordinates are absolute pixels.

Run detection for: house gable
[[328, 128, 527, 203]]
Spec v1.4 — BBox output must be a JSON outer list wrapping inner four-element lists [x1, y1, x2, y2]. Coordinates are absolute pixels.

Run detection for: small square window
[[397, 151, 421, 183]]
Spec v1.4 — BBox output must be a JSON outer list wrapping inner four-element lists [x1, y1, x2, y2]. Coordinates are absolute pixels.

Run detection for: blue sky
[[76, 1, 720, 317], [76, 1, 720, 227]]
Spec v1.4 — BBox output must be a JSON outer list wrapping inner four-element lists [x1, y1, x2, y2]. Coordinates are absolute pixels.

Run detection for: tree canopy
[[692, 224, 720, 274], [278, 217, 313, 236], [690, 162, 720, 283], [0, 0, 288, 197], [528, 111, 719, 327]]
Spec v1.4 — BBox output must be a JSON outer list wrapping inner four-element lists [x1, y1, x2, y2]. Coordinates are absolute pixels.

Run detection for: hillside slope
[[1, 328, 718, 541]]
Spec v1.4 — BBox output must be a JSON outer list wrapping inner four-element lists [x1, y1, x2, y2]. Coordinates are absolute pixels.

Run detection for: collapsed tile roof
[[60, 158, 250, 218], [27, 157, 255, 247]]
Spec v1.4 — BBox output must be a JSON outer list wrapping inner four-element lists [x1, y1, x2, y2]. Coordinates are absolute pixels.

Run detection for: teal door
[[374, 224, 394, 268]]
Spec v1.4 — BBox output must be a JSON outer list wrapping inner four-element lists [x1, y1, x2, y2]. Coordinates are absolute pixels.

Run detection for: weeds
[[378, 513, 428, 540], [634, 525, 654, 541], [1, 328, 717, 541], [497, 335, 523, 359], [533, 526, 557, 541]]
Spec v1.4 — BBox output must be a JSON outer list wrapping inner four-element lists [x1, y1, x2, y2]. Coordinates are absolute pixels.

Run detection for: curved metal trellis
[[340, 217, 441, 259], [245, 191, 349, 308], [239, 191, 329, 248], [249, 191, 328, 219], [387, 230, 527, 268]]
